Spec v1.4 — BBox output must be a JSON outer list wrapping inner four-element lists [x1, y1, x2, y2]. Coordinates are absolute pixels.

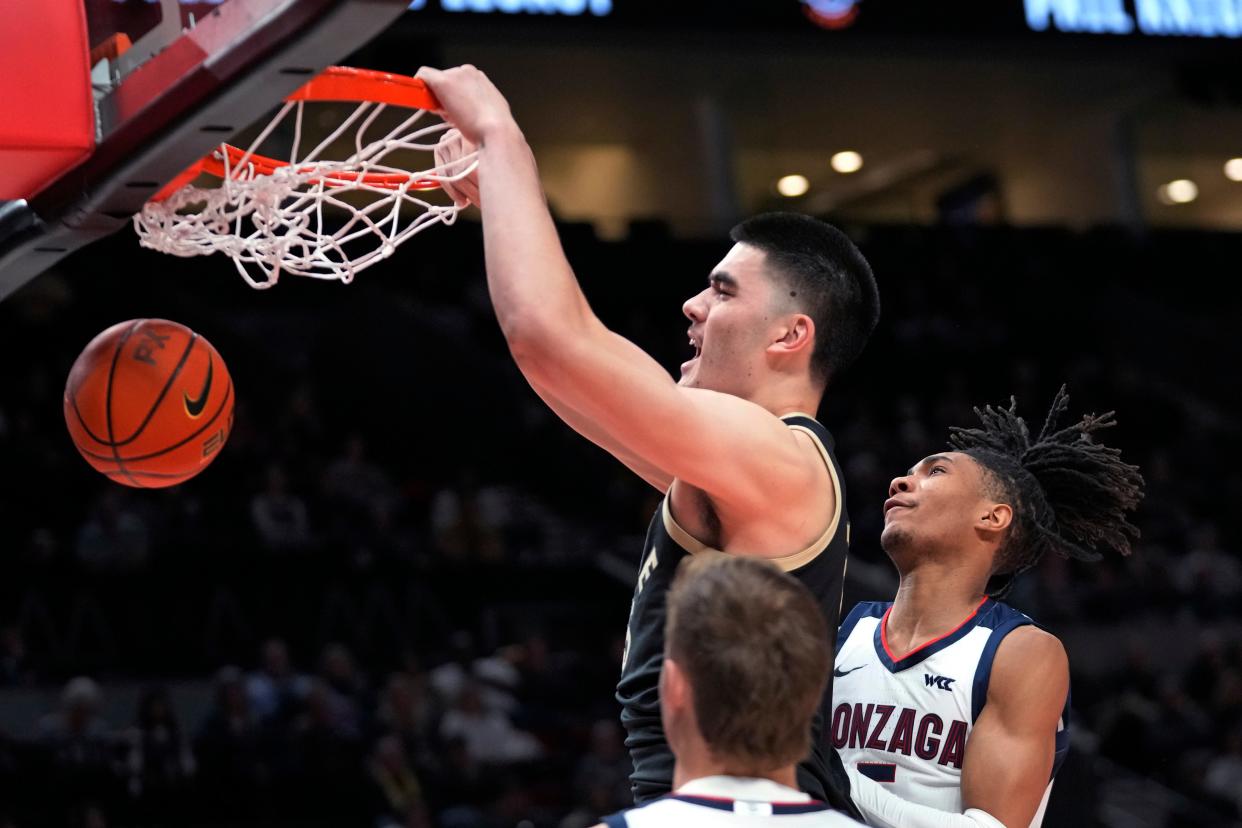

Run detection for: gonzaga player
[[600, 554, 863, 828], [832, 389, 1143, 827]]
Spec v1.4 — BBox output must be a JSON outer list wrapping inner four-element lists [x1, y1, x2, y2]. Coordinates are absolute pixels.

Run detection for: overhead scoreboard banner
[[403, 0, 1242, 40]]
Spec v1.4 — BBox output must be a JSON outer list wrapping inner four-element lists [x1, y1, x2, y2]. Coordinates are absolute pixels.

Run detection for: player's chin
[[879, 522, 915, 557]]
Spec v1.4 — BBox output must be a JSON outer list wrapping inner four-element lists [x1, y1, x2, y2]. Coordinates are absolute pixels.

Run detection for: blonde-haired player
[[600, 554, 863, 828]]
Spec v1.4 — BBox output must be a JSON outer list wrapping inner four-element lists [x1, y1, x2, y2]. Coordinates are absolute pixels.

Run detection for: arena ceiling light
[[777, 174, 810, 197], [1225, 158, 1242, 182], [830, 151, 864, 174], [1157, 179, 1198, 205]]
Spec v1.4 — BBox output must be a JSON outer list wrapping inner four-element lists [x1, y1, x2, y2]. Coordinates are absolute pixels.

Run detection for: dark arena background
[[2, 1, 1242, 826]]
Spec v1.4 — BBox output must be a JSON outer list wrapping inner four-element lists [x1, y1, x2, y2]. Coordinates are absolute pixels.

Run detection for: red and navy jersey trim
[[874, 598, 990, 673], [836, 601, 886, 652]]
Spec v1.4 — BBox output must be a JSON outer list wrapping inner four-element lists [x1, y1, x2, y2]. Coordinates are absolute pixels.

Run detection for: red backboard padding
[[0, 1, 95, 199]]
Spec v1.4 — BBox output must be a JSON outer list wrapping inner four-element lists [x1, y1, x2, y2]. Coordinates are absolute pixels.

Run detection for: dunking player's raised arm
[[419, 64, 880, 812], [416, 65, 817, 513]]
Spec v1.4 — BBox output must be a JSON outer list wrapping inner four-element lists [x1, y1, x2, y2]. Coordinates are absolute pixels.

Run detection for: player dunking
[[417, 65, 879, 810], [832, 388, 1143, 827]]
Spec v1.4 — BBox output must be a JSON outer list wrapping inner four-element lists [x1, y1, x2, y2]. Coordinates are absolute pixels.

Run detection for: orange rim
[[152, 67, 446, 202], [288, 66, 441, 110]]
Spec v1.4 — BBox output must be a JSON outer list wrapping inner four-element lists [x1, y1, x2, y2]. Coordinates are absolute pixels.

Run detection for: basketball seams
[[71, 379, 233, 465], [69, 325, 201, 449], [111, 330, 199, 447], [66, 319, 232, 488], [68, 392, 113, 449], [104, 469, 197, 481], [104, 320, 145, 488], [66, 326, 124, 448], [102, 469, 196, 489]]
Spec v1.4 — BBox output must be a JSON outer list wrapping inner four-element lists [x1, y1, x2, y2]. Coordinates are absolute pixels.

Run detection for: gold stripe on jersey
[[658, 417, 843, 574]]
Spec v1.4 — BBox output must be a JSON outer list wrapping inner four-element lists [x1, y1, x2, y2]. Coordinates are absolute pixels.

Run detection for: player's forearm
[[847, 768, 1007, 828], [476, 121, 594, 353]]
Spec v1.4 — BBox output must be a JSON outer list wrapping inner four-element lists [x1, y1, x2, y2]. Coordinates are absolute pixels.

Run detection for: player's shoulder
[[994, 624, 1067, 669], [976, 597, 1035, 628], [978, 600, 1065, 675], [840, 601, 890, 627], [836, 601, 889, 650], [987, 623, 1069, 709]]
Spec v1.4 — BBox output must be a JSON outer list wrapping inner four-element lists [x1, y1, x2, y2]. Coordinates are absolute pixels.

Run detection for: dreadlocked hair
[[947, 385, 1145, 584]]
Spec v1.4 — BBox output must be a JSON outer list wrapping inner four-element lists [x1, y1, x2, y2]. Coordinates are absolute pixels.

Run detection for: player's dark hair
[[948, 386, 1145, 585], [730, 213, 879, 387]]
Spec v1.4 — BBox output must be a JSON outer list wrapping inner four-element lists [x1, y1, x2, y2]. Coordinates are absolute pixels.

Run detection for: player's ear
[[660, 656, 689, 709], [980, 502, 1013, 534], [769, 313, 815, 357]]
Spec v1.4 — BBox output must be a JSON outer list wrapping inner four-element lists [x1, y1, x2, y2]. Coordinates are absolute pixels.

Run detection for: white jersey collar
[[676, 775, 812, 803]]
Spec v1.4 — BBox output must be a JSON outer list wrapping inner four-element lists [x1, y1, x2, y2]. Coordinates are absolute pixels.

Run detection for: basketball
[[63, 319, 234, 488]]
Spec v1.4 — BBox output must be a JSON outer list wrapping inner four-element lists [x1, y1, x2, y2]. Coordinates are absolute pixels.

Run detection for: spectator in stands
[[430, 735, 495, 816], [1204, 728, 1242, 816], [194, 666, 268, 816], [247, 637, 310, 726], [287, 679, 365, 803], [0, 626, 28, 686], [440, 679, 542, 766], [124, 685, 194, 819], [323, 434, 397, 512], [429, 631, 516, 715], [366, 733, 429, 828], [320, 642, 371, 733], [430, 477, 505, 563], [250, 464, 315, 553], [75, 489, 149, 571], [560, 719, 630, 828], [38, 677, 117, 822], [377, 671, 441, 770]]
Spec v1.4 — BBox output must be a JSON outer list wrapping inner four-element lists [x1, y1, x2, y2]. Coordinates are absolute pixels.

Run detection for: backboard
[[0, 0, 411, 301]]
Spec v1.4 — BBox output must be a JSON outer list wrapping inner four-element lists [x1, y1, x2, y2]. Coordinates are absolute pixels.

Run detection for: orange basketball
[[63, 319, 234, 488]]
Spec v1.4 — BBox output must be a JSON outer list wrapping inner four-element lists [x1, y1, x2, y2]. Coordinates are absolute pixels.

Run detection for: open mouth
[[681, 333, 702, 374]]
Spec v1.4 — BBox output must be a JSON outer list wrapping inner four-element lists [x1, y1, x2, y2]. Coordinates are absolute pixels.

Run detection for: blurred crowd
[[0, 633, 628, 828], [0, 220, 1238, 826]]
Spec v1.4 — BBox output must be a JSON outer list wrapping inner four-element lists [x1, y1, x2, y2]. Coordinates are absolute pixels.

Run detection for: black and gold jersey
[[615, 414, 853, 809]]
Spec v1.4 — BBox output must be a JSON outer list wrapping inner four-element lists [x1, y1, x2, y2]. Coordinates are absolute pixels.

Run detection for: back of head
[[730, 213, 880, 387], [666, 553, 830, 774], [948, 385, 1146, 584]]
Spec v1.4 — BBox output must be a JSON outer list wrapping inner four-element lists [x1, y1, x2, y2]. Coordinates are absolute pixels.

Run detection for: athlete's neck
[[887, 558, 988, 657], [746, 375, 821, 421], [674, 758, 799, 793]]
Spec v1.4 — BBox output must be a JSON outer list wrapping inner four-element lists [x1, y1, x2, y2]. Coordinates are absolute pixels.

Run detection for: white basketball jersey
[[831, 599, 1069, 827], [602, 776, 862, 828]]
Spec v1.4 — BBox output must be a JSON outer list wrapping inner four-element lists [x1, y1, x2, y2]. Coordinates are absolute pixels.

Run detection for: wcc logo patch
[[925, 674, 956, 692]]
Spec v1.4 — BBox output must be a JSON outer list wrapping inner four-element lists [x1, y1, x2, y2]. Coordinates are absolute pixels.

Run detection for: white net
[[134, 94, 478, 289]]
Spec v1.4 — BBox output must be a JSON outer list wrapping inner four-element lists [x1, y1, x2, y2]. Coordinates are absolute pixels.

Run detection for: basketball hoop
[[133, 66, 477, 289]]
